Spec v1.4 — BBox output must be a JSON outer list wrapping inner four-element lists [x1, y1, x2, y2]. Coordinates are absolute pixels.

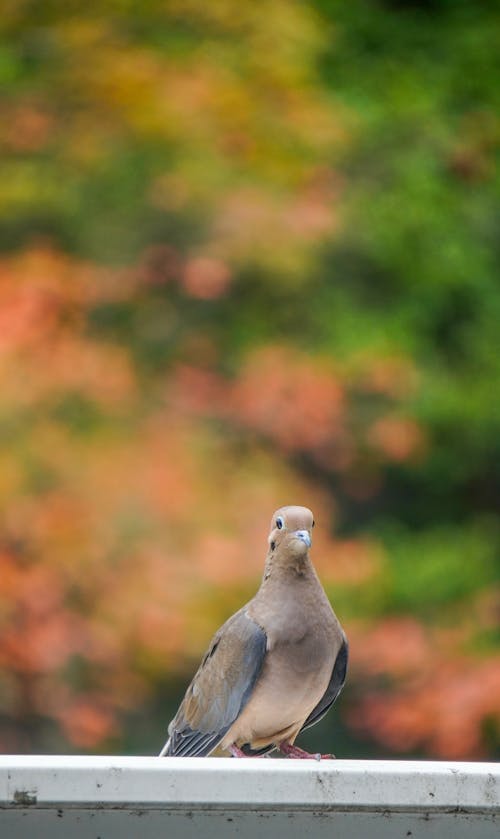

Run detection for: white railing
[[0, 755, 498, 838]]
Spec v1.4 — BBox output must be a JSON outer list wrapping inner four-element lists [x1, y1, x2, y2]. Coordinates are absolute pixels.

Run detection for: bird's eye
[[276, 516, 284, 530]]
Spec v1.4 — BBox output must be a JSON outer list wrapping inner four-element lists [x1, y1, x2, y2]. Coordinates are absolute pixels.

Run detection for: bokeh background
[[0, 0, 499, 760]]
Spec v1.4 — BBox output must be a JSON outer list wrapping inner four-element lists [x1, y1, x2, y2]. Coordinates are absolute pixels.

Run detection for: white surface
[[0, 756, 498, 839]]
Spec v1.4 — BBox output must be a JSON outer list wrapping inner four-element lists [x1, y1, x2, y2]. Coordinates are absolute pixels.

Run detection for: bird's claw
[[279, 743, 335, 760], [229, 744, 247, 758]]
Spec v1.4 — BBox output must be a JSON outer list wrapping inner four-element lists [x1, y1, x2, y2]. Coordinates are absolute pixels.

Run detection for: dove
[[159, 505, 348, 759]]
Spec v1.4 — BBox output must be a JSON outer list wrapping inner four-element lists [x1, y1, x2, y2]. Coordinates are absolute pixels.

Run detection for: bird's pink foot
[[229, 744, 247, 758], [279, 743, 334, 761]]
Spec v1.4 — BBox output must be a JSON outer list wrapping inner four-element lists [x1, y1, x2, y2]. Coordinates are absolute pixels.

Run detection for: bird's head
[[267, 505, 314, 563]]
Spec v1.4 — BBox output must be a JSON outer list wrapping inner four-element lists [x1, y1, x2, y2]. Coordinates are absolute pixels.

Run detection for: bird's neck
[[250, 553, 328, 638], [261, 550, 315, 585]]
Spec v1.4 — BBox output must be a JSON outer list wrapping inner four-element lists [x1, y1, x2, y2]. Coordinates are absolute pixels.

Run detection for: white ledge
[[0, 756, 498, 838], [0, 756, 498, 810]]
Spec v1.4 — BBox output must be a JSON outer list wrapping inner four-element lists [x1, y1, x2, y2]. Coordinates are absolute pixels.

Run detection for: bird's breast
[[221, 612, 340, 750]]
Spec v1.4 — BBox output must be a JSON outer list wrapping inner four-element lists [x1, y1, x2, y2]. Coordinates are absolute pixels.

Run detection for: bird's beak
[[294, 530, 311, 548]]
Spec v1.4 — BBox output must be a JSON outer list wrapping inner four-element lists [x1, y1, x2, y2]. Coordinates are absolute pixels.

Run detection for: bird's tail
[[158, 737, 171, 757]]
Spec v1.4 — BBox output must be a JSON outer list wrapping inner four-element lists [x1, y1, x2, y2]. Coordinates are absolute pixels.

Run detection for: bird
[[159, 505, 348, 759]]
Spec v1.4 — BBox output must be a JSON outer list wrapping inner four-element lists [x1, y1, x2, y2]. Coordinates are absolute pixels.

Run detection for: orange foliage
[[229, 346, 345, 453], [182, 256, 232, 299], [0, 248, 348, 748], [347, 612, 500, 758], [169, 345, 352, 469], [349, 655, 500, 758], [349, 618, 431, 679], [1, 104, 54, 152], [321, 539, 383, 586], [360, 356, 420, 399], [368, 416, 426, 463], [58, 699, 118, 749], [0, 244, 496, 758]]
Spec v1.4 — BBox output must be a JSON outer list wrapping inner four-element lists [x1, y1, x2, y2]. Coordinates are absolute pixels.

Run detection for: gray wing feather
[[300, 637, 348, 733], [160, 609, 267, 757]]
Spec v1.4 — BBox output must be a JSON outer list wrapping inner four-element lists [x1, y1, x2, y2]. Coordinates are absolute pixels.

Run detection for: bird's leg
[[279, 742, 334, 761]]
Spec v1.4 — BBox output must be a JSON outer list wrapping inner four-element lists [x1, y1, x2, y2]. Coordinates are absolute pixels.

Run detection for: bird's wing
[[160, 608, 267, 757], [299, 637, 348, 733]]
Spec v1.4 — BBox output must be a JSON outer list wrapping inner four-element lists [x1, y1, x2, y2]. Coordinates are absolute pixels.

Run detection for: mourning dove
[[160, 505, 348, 759]]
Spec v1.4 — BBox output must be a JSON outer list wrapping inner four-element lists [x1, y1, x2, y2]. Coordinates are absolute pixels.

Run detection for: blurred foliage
[[0, 0, 499, 759]]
